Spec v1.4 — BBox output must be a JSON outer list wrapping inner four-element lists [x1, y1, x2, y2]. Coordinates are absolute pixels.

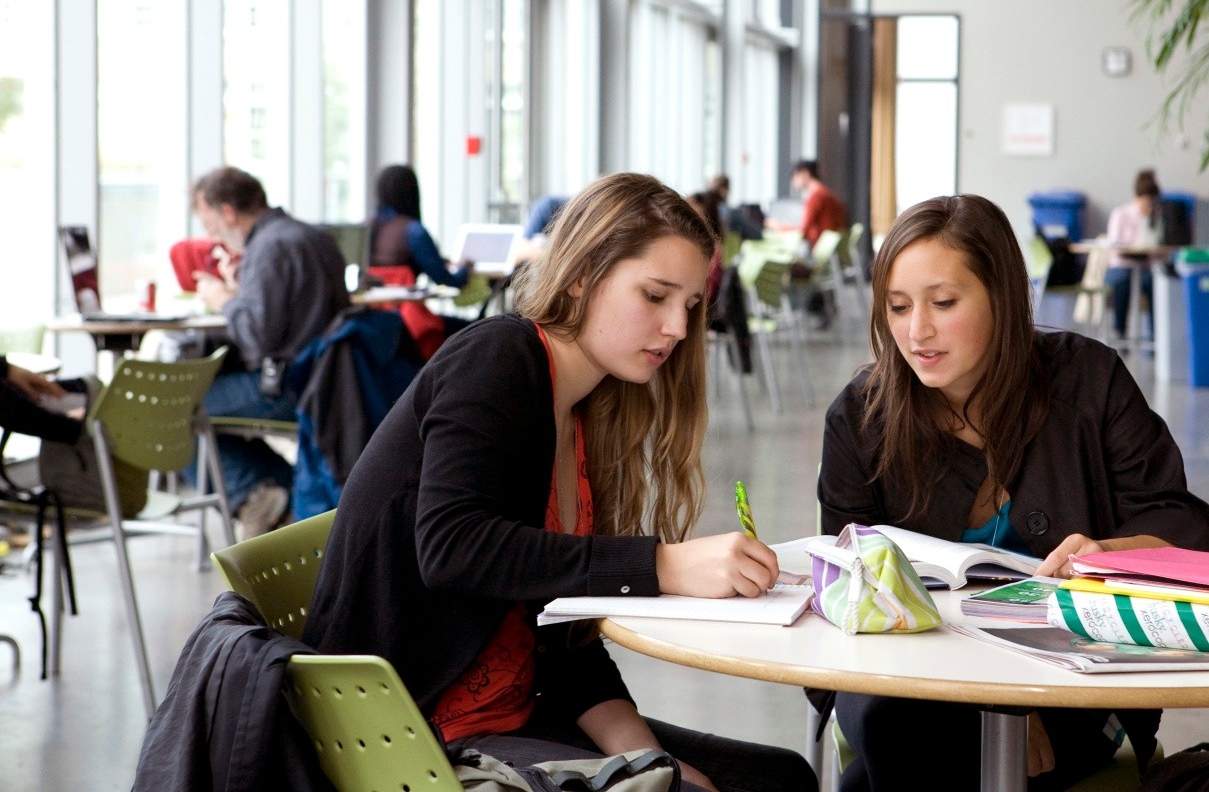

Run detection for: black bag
[[38, 429, 149, 518], [1044, 236, 1084, 288], [1139, 742, 1209, 792]]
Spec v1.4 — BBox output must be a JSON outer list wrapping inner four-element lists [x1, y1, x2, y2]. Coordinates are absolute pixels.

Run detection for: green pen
[[735, 480, 757, 539]]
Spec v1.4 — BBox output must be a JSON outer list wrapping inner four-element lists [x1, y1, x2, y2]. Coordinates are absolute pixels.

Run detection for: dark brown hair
[[192, 166, 268, 214], [1134, 168, 1160, 198], [863, 194, 1049, 522]]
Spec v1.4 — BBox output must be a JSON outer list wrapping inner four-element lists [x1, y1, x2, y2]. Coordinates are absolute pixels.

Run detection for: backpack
[[1139, 742, 1209, 792], [453, 747, 681, 792]]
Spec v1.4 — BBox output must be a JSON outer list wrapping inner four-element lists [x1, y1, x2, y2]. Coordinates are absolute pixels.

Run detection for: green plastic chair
[[0, 323, 46, 354], [745, 255, 815, 412], [285, 654, 464, 792], [210, 508, 335, 640], [81, 347, 234, 717]]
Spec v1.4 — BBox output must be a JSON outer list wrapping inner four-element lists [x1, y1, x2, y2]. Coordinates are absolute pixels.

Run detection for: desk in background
[[601, 587, 1209, 792]]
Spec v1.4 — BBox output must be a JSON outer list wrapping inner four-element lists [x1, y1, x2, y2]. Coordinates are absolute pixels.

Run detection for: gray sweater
[[222, 208, 351, 371]]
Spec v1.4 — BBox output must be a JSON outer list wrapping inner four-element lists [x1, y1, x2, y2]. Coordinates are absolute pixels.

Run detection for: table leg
[[981, 709, 1027, 792]]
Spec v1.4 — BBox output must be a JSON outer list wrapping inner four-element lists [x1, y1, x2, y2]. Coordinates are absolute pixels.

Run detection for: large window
[[322, 0, 367, 222], [97, 0, 188, 308], [0, 2, 55, 322], [224, 0, 291, 208], [895, 15, 958, 212], [629, 3, 717, 193]]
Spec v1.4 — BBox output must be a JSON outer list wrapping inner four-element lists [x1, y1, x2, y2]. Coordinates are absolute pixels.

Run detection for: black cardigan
[[819, 330, 1209, 553], [304, 314, 660, 726]]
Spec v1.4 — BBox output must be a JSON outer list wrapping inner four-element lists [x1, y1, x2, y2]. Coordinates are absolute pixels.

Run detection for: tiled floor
[[1, 317, 1207, 791]]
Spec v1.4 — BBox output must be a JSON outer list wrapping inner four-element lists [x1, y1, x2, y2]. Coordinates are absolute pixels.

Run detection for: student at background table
[[304, 172, 817, 792], [816, 194, 1209, 792], [369, 163, 473, 361], [1104, 168, 1163, 342]]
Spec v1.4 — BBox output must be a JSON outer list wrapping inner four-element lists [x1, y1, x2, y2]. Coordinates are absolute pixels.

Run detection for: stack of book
[[1046, 547, 1209, 652]]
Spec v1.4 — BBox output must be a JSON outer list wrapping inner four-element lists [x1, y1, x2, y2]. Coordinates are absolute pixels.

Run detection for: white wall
[[872, 0, 1209, 241]]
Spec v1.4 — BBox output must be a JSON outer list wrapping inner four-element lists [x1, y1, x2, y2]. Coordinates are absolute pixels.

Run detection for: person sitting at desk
[[303, 172, 817, 792], [369, 163, 473, 361], [1104, 168, 1164, 343], [816, 194, 1209, 792], [188, 165, 350, 539]]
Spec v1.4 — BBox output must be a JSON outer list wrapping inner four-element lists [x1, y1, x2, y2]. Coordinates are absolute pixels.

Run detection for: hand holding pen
[[735, 480, 807, 586]]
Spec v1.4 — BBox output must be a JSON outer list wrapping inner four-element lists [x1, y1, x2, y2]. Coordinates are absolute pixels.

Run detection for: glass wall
[[97, 0, 188, 309], [322, 0, 368, 223], [0, 2, 56, 323], [894, 14, 958, 213], [224, 0, 291, 208]]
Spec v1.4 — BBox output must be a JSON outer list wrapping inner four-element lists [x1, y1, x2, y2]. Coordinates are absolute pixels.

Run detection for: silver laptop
[[449, 223, 525, 277]]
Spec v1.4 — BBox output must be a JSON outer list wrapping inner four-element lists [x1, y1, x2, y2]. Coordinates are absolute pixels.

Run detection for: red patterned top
[[430, 324, 593, 742]]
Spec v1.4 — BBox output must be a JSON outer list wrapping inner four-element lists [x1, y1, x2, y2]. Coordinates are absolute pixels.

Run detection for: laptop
[[59, 226, 187, 322], [449, 223, 525, 277]]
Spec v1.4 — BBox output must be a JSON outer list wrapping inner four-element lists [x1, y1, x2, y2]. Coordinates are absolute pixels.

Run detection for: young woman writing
[[304, 172, 817, 792], [818, 194, 1209, 791]]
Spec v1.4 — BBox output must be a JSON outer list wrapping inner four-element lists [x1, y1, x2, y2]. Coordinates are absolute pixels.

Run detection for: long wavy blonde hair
[[511, 172, 716, 543]]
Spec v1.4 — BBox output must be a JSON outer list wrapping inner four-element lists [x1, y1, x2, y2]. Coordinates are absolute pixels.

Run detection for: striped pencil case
[[808, 523, 942, 635]]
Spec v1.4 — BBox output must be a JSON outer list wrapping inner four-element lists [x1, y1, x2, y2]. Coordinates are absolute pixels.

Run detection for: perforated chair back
[[811, 229, 844, 268], [753, 260, 793, 311], [91, 348, 227, 473], [211, 508, 335, 640], [286, 654, 464, 792]]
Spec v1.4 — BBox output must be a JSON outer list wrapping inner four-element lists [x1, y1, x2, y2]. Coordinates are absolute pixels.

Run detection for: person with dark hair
[[817, 193, 1209, 791], [788, 159, 847, 249], [707, 174, 763, 241], [304, 172, 817, 792], [1104, 168, 1163, 342], [369, 163, 473, 361], [189, 165, 351, 538]]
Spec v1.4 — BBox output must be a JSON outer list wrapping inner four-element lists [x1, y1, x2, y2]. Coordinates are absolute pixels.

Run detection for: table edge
[[600, 618, 1209, 709]]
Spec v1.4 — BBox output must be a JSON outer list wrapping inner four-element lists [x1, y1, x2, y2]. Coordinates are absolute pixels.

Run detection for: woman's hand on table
[[655, 533, 780, 598], [1035, 533, 1173, 578]]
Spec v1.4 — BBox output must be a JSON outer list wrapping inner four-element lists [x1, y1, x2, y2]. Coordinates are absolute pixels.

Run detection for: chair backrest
[[0, 324, 46, 354], [285, 654, 463, 792], [211, 508, 335, 639], [737, 239, 794, 287], [90, 347, 227, 473], [753, 260, 793, 311], [811, 229, 844, 266], [722, 231, 743, 266]]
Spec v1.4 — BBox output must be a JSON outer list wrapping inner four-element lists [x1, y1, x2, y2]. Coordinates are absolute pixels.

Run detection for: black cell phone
[[259, 357, 285, 397]]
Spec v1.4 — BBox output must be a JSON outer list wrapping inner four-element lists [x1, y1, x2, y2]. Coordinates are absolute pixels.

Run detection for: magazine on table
[[770, 526, 1040, 590], [959, 577, 1062, 623], [951, 624, 1209, 673]]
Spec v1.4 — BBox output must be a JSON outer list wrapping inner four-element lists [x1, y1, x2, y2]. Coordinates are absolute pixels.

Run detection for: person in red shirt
[[790, 159, 848, 249]]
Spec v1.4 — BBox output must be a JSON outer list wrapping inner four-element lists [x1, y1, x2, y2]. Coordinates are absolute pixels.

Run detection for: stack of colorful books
[[1046, 547, 1209, 651]]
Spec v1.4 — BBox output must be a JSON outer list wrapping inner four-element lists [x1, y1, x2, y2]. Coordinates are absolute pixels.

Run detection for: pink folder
[[1070, 547, 1209, 588]]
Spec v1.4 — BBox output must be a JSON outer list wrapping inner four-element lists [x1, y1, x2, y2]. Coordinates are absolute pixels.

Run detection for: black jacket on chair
[[131, 591, 334, 792]]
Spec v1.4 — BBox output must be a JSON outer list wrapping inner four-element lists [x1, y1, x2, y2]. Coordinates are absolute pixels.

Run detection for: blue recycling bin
[[1028, 190, 1086, 242], [1177, 248, 1209, 387]]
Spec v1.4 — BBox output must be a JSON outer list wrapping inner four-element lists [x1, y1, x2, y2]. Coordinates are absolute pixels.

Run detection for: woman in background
[[306, 172, 817, 792], [818, 193, 1209, 791], [369, 163, 473, 359], [1104, 168, 1162, 342]]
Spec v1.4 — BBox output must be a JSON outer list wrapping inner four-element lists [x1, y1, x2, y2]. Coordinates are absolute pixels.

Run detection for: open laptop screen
[[59, 225, 101, 314], [450, 223, 524, 276]]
